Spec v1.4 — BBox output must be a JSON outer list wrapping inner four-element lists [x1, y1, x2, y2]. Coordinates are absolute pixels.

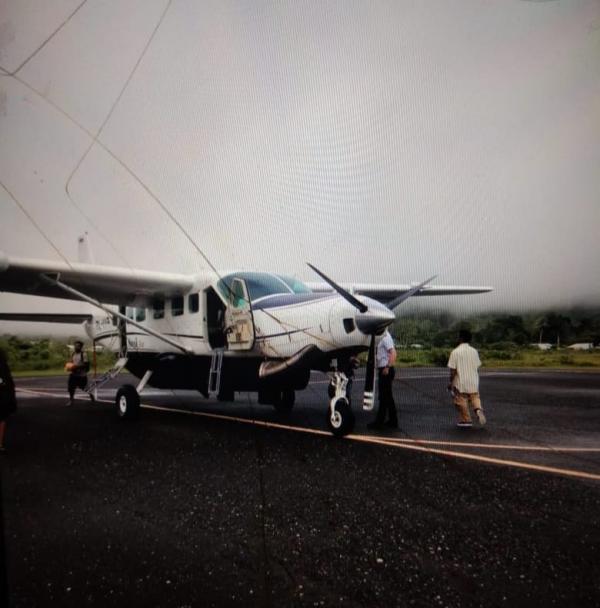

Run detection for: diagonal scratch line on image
[[4, 0, 89, 75]]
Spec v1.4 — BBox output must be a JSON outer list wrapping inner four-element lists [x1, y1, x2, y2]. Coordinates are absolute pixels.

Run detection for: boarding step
[[208, 349, 224, 396], [85, 357, 128, 400]]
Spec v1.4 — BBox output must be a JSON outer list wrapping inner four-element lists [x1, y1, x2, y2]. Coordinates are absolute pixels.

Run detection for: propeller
[[387, 276, 437, 310], [306, 263, 436, 412], [306, 263, 367, 313], [363, 334, 376, 410]]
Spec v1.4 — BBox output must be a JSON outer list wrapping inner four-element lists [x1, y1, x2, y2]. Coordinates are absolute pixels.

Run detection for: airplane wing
[[306, 282, 493, 306], [0, 313, 93, 324], [0, 253, 197, 307]]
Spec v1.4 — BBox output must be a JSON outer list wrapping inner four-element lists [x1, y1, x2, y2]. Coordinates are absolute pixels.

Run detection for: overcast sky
[[1, 0, 599, 335]]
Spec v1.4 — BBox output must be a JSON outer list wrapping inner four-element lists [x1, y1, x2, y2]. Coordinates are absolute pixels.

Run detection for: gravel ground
[[1, 371, 599, 607]]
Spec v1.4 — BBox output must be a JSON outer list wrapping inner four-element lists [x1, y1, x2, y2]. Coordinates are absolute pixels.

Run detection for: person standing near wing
[[66, 341, 91, 406], [0, 349, 17, 453], [367, 330, 398, 430], [447, 329, 486, 427]]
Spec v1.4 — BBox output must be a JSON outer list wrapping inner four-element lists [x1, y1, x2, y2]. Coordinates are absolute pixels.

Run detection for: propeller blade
[[386, 275, 437, 310], [307, 263, 368, 313], [363, 334, 376, 410]]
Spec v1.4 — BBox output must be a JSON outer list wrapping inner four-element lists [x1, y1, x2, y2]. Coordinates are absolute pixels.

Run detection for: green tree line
[[0, 336, 114, 372], [393, 310, 600, 349]]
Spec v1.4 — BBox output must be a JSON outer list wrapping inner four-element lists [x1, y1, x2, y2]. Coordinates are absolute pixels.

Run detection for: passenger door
[[224, 278, 255, 351]]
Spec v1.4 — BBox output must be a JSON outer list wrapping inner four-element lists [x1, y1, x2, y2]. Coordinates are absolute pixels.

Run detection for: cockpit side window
[[218, 272, 304, 302]]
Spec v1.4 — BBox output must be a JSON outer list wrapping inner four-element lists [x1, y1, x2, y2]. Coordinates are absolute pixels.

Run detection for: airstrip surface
[[2, 369, 599, 607]]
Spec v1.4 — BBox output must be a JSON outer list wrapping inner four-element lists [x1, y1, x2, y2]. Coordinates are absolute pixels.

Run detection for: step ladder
[[208, 349, 224, 396], [85, 357, 128, 401]]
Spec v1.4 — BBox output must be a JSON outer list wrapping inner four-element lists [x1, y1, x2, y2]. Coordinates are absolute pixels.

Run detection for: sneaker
[[475, 409, 486, 426], [456, 421, 473, 428]]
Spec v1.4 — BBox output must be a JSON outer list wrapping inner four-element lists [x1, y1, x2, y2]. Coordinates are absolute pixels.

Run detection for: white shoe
[[475, 409, 486, 426]]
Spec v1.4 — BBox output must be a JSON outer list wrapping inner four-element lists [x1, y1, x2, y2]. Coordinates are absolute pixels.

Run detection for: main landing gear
[[116, 384, 140, 420], [327, 372, 355, 437], [258, 388, 296, 414], [115, 369, 152, 421]]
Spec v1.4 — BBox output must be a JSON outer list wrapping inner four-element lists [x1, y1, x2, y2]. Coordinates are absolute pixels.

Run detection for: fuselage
[[85, 271, 394, 391]]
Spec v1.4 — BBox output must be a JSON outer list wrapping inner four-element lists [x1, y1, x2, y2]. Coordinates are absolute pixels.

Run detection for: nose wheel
[[327, 397, 355, 436], [327, 372, 355, 437]]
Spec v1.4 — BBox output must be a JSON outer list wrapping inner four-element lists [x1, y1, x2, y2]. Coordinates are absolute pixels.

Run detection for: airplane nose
[[355, 306, 396, 335]]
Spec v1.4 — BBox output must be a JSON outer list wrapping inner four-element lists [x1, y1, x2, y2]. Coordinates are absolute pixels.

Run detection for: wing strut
[[40, 274, 191, 354]]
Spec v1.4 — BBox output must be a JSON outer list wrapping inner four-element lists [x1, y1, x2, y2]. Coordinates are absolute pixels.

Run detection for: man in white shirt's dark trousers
[[367, 330, 398, 430]]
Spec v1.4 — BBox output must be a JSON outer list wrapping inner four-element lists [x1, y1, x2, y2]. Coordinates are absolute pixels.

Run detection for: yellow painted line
[[348, 434, 600, 482], [366, 436, 600, 453], [131, 404, 600, 483], [17, 387, 73, 398], [16, 388, 600, 482], [141, 403, 334, 437]]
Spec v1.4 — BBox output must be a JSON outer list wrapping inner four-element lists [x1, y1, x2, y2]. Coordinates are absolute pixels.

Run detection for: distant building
[[567, 343, 594, 351], [530, 343, 553, 351]]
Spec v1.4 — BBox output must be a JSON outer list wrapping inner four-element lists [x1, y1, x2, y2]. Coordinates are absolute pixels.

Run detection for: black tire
[[273, 389, 295, 414], [116, 384, 140, 420], [327, 397, 355, 437]]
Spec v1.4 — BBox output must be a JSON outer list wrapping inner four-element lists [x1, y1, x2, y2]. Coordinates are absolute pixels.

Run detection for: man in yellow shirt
[[447, 329, 486, 427]]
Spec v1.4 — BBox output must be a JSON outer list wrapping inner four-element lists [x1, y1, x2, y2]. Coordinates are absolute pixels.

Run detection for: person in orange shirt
[[66, 341, 90, 406]]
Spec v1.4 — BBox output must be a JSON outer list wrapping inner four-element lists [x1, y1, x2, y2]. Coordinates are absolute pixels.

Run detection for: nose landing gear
[[327, 372, 355, 437]]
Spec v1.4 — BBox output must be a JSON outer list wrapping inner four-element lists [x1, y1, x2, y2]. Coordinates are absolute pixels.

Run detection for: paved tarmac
[[2, 369, 600, 607]]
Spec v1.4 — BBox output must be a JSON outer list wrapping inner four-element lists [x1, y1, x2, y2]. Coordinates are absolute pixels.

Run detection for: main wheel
[[273, 389, 295, 414], [327, 397, 355, 437], [116, 384, 140, 420]]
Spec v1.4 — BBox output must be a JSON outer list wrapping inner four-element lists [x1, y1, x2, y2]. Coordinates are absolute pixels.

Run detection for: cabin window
[[343, 318, 355, 334], [171, 296, 184, 316], [188, 293, 199, 313], [136, 308, 146, 322], [153, 299, 165, 319], [126, 307, 134, 320]]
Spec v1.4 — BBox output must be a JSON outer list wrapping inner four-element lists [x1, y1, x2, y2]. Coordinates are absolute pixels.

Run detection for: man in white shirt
[[367, 330, 398, 430], [447, 329, 486, 427]]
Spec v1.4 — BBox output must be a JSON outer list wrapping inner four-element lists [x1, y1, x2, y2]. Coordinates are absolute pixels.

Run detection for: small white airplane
[[0, 250, 492, 436]]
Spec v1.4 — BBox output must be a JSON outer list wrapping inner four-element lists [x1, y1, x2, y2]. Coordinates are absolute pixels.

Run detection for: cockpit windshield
[[217, 272, 312, 302], [277, 275, 312, 294]]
